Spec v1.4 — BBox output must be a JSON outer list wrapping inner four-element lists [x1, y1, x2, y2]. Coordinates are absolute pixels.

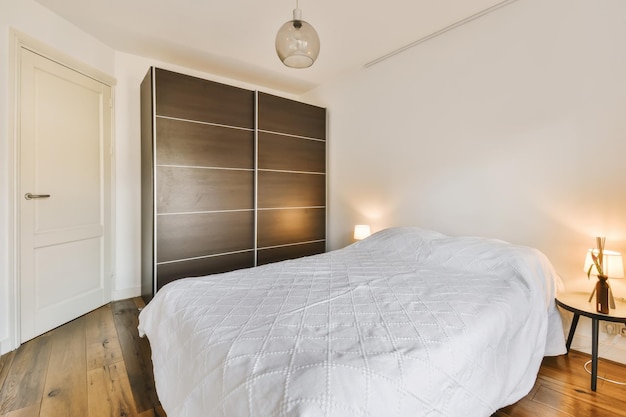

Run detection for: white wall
[[305, 0, 626, 361]]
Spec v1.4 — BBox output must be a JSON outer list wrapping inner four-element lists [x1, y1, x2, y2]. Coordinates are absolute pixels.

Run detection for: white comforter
[[138, 227, 566, 417]]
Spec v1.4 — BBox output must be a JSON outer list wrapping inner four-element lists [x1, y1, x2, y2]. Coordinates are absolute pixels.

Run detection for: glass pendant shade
[[275, 8, 320, 68]]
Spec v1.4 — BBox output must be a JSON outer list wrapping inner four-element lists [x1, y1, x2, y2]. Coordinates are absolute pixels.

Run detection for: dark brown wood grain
[[156, 211, 254, 263], [155, 118, 254, 169], [257, 241, 326, 265], [258, 132, 326, 173], [258, 171, 325, 209], [140, 69, 156, 301], [157, 251, 255, 289], [156, 166, 254, 213], [257, 207, 326, 248], [155, 68, 254, 129], [256, 93, 327, 262], [143, 68, 259, 297], [258, 92, 326, 139], [143, 69, 327, 295]]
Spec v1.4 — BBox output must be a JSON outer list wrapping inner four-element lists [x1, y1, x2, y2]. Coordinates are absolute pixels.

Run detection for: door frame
[[6, 29, 116, 352]]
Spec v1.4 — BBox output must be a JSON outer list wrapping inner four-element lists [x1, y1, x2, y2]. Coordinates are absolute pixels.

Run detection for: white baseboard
[[1, 337, 16, 355], [112, 286, 141, 301], [570, 325, 626, 365], [559, 308, 626, 365]]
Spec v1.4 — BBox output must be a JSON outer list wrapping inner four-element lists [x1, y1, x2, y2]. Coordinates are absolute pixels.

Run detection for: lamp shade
[[275, 8, 320, 68], [353, 225, 371, 241], [584, 249, 625, 278]]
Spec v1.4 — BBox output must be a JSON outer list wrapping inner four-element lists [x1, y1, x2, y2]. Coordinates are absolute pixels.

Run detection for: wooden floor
[[1, 299, 626, 417], [497, 350, 626, 417], [0, 298, 163, 417]]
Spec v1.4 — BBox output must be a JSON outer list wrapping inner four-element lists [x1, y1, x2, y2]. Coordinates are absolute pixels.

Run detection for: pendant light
[[275, 0, 320, 68]]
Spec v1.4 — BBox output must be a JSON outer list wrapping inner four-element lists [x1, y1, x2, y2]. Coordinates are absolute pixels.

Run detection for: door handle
[[25, 193, 51, 200]]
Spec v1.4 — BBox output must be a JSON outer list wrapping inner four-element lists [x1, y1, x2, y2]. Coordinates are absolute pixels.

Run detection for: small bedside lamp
[[584, 249, 624, 279], [584, 249, 624, 308], [353, 225, 371, 241]]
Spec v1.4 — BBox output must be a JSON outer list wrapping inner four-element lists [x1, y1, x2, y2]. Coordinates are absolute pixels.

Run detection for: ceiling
[[35, 0, 512, 94]]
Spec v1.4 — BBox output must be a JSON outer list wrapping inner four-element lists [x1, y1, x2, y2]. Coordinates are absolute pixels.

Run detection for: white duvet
[[138, 227, 566, 417]]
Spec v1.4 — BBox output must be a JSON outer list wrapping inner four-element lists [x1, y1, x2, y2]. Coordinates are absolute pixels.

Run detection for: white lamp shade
[[353, 225, 371, 240], [584, 249, 624, 278]]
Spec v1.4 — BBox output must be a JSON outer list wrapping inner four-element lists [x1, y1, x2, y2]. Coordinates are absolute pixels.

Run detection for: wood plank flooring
[[497, 350, 626, 417], [1, 298, 626, 416], [0, 298, 164, 417]]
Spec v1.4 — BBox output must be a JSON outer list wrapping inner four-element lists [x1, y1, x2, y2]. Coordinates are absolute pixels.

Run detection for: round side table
[[556, 292, 626, 391]]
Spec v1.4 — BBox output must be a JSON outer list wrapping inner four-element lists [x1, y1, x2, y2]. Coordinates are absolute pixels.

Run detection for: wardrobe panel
[[258, 171, 325, 209], [258, 132, 325, 173], [257, 208, 326, 248], [157, 166, 254, 213], [156, 118, 254, 169], [155, 68, 254, 129], [157, 252, 255, 290], [157, 211, 254, 262], [140, 70, 155, 300], [257, 242, 326, 266], [258, 92, 326, 139]]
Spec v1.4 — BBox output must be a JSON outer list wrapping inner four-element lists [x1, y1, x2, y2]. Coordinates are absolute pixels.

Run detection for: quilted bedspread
[[138, 227, 566, 417]]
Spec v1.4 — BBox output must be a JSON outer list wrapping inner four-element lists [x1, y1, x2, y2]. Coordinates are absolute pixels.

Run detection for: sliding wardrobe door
[[256, 92, 327, 264], [141, 68, 255, 298], [141, 69, 327, 299]]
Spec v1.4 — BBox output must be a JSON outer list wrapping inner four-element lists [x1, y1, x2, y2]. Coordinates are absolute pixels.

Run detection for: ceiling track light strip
[[364, 0, 520, 68]]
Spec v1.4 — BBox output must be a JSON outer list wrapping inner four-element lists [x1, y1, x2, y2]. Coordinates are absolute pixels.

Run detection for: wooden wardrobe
[[140, 67, 326, 300]]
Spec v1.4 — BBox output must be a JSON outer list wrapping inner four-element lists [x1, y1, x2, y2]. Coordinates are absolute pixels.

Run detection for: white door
[[19, 48, 113, 342]]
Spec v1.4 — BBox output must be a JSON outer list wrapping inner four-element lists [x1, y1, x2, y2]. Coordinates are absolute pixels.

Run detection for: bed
[[138, 227, 566, 417]]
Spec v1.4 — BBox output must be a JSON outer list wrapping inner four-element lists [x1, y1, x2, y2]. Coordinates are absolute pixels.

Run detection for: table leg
[[565, 313, 580, 352], [591, 318, 599, 391]]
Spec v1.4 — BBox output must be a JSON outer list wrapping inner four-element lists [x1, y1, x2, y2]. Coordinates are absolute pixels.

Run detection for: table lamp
[[585, 248, 624, 308], [353, 225, 371, 241]]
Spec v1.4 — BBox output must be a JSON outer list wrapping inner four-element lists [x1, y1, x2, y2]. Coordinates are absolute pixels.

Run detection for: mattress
[[138, 227, 566, 417]]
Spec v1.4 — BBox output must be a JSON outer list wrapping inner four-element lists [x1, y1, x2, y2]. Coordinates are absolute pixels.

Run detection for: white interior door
[[19, 48, 113, 342]]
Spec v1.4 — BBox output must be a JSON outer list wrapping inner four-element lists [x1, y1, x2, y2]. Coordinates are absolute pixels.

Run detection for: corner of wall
[[112, 286, 141, 301]]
